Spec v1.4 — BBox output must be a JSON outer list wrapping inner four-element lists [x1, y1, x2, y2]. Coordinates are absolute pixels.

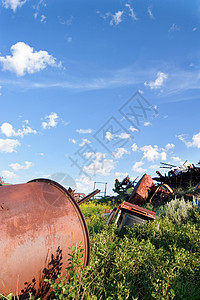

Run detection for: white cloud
[[0, 86, 2, 96], [141, 145, 167, 162], [110, 11, 123, 26], [138, 89, 144, 94], [149, 164, 160, 169], [113, 147, 129, 159], [129, 126, 139, 133], [132, 161, 147, 173], [40, 15, 47, 23], [171, 156, 181, 162], [125, 3, 137, 21], [131, 143, 138, 152], [42, 112, 58, 129], [144, 72, 168, 89], [192, 27, 197, 32], [115, 172, 128, 177], [34, 12, 38, 19], [67, 37, 72, 43], [76, 128, 92, 134], [144, 122, 152, 126], [147, 6, 154, 19], [79, 138, 91, 147], [165, 143, 175, 150], [177, 132, 200, 148], [2, 0, 26, 12], [1, 122, 37, 138], [105, 131, 131, 141], [9, 161, 33, 171], [168, 23, 180, 33], [69, 138, 76, 144], [1, 170, 17, 179], [0, 139, 20, 152], [0, 42, 60, 76], [105, 131, 113, 141], [75, 175, 93, 193], [83, 152, 115, 176], [118, 132, 131, 139]]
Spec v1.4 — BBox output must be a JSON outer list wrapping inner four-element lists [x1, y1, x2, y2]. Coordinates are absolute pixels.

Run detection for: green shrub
[[157, 197, 198, 224]]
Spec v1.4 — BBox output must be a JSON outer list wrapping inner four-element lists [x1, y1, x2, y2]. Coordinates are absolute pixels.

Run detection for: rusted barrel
[[0, 178, 90, 299]]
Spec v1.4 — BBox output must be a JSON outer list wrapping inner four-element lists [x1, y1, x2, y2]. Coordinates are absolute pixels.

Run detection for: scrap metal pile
[[107, 160, 200, 229]]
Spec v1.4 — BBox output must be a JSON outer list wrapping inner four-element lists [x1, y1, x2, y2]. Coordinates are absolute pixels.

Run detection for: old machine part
[[0, 178, 90, 299], [128, 174, 155, 205], [116, 201, 156, 229]]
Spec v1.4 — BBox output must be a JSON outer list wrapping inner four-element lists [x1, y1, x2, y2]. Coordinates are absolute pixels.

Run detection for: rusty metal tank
[[0, 178, 90, 299]]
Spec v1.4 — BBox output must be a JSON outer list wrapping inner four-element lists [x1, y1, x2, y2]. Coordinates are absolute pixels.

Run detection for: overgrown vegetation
[[1, 198, 200, 299]]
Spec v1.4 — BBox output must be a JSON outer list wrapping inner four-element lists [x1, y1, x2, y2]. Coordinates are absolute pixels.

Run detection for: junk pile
[[153, 160, 200, 188], [108, 160, 200, 228]]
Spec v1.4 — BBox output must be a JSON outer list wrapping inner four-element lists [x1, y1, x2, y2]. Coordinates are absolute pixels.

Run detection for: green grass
[[1, 199, 200, 299]]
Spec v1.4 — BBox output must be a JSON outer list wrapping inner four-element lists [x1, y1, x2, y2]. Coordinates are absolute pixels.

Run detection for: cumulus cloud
[[76, 129, 92, 134], [83, 152, 115, 176], [115, 172, 128, 177], [40, 15, 47, 23], [2, 0, 26, 12], [9, 161, 33, 171], [149, 164, 160, 169], [165, 143, 175, 150], [1, 122, 37, 138], [105, 131, 131, 141], [131, 143, 138, 152], [144, 72, 168, 89], [0, 42, 60, 76], [177, 133, 200, 148], [171, 156, 181, 162], [1, 170, 17, 179], [112, 147, 129, 159], [141, 145, 167, 162], [129, 126, 139, 133], [110, 11, 123, 26], [76, 175, 93, 193], [132, 161, 147, 173], [144, 122, 152, 126], [0, 139, 20, 152], [79, 138, 91, 147], [42, 112, 58, 129]]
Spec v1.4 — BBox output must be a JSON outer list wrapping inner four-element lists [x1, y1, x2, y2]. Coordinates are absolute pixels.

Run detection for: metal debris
[[0, 178, 90, 299], [115, 202, 156, 229]]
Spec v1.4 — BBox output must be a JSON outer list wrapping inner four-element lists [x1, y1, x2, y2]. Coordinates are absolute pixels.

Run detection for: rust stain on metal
[[128, 174, 155, 205], [78, 189, 100, 205], [0, 178, 90, 299]]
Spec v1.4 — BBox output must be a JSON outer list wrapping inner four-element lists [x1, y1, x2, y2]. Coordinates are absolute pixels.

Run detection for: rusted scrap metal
[[153, 161, 200, 189], [148, 183, 173, 205], [128, 174, 155, 205], [115, 201, 156, 229], [78, 189, 100, 205], [0, 178, 90, 299], [74, 193, 86, 201]]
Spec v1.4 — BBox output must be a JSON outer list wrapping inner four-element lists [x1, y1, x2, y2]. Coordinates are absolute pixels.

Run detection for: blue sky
[[0, 0, 200, 194]]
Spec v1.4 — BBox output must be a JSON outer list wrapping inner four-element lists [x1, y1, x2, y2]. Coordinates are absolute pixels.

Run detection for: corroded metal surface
[[128, 174, 155, 205], [0, 178, 90, 299], [78, 189, 101, 205]]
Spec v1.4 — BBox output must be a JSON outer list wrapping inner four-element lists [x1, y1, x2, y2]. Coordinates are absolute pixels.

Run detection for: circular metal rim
[[27, 178, 90, 266]]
